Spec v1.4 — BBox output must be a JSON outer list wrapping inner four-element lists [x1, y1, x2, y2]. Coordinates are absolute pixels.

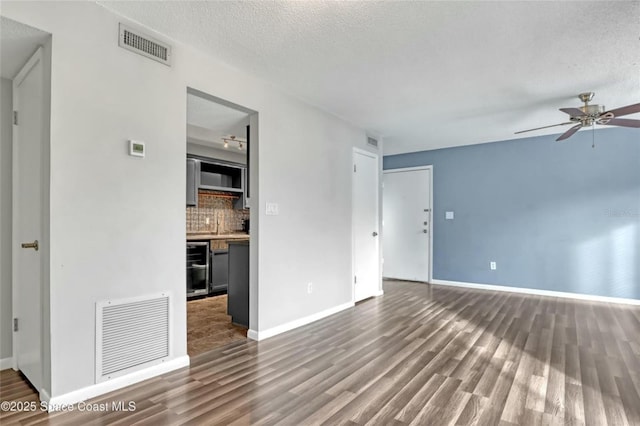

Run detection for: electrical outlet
[[490, 262, 497, 270], [205, 217, 210, 225], [307, 282, 313, 294]]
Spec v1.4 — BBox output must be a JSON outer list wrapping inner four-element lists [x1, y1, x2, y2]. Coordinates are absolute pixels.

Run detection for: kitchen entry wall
[[187, 190, 249, 234]]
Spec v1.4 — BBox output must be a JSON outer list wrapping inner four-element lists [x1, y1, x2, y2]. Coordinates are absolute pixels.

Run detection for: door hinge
[[13, 111, 18, 125], [354, 164, 356, 172], [13, 318, 18, 332], [354, 275, 357, 284]]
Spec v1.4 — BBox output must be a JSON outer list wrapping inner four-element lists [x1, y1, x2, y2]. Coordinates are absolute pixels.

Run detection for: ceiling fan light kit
[[515, 92, 640, 142]]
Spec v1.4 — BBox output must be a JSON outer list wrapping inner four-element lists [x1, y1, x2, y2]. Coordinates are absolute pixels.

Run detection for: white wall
[[2, 1, 379, 399], [0, 78, 12, 362]]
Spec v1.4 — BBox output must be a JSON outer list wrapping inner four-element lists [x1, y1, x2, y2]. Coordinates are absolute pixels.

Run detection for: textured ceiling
[[100, 1, 640, 154], [0, 16, 50, 79]]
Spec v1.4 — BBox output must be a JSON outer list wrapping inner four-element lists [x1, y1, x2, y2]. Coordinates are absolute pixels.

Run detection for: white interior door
[[383, 167, 431, 282], [352, 149, 380, 302], [13, 48, 44, 391]]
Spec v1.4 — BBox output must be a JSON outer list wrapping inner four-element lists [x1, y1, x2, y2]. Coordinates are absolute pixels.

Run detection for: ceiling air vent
[[367, 137, 379, 149], [119, 23, 172, 66]]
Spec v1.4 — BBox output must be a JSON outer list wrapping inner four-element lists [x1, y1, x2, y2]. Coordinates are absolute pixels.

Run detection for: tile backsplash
[[187, 190, 249, 234]]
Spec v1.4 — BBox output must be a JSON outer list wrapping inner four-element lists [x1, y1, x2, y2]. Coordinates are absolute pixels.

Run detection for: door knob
[[372, 232, 378, 237], [21, 240, 39, 251]]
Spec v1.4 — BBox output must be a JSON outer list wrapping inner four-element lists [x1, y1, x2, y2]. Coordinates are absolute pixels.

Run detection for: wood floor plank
[[455, 393, 488, 426], [1, 280, 639, 425]]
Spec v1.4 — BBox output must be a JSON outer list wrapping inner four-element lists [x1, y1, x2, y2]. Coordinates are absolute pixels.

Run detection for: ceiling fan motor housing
[[580, 104, 605, 116]]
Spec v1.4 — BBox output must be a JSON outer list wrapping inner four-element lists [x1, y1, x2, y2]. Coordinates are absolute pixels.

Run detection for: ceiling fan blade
[[556, 124, 582, 141], [559, 107, 586, 117], [601, 118, 640, 128], [604, 103, 640, 117], [514, 121, 574, 134]]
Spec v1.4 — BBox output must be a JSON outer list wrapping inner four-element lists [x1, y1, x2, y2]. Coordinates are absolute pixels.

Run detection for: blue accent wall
[[384, 128, 640, 299]]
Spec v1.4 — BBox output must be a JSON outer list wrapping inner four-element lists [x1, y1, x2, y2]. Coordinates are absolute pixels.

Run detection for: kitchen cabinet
[[186, 158, 197, 207], [227, 241, 249, 327], [210, 249, 229, 293], [199, 161, 243, 193], [186, 156, 249, 209], [233, 168, 249, 210]]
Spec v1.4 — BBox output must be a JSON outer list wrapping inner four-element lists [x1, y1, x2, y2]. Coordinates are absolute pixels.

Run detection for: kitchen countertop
[[187, 233, 249, 241]]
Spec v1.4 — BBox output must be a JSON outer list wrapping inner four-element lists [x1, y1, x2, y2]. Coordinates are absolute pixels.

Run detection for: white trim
[[39, 388, 51, 404], [0, 357, 13, 371], [352, 146, 377, 158], [248, 301, 354, 341], [383, 165, 432, 174], [431, 279, 640, 306], [12, 47, 42, 84], [382, 165, 434, 283], [44, 355, 189, 411]]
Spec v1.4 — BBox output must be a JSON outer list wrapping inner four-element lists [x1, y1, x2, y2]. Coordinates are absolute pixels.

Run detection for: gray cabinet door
[[186, 158, 197, 206], [227, 242, 249, 327]]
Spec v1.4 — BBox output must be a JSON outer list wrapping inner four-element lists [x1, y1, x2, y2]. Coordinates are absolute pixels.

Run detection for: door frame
[[351, 147, 381, 303], [11, 46, 46, 384], [382, 165, 434, 283], [185, 87, 259, 337]]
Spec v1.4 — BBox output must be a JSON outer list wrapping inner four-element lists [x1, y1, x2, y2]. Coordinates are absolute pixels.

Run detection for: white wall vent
[[118, 23, 172, 66], [96, 292, 171, 383], [367, 137, 379, 149]]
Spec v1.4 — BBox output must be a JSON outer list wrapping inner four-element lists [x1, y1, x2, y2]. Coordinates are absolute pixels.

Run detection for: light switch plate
[[445, 211, 454, 220], [266, 202, 279, 216]]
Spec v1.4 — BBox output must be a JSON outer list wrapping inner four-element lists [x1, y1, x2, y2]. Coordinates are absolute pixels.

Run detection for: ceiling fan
[[515, 92, 640, 141]]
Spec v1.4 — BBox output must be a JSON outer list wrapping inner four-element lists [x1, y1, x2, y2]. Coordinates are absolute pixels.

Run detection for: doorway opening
[[185, 88, 256, 356], [1, 16, 52, 398]]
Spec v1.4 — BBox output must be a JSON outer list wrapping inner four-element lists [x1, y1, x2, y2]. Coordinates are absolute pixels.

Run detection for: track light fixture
[[221, 135, 246, 151]]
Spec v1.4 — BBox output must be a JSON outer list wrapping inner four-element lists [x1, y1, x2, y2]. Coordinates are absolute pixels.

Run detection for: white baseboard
[[247, 329, 259, 341], [248, 301, 354, 341], [40, 388, 51, 404], [45, 355, 190, 411], [0, 357, 13, 371], [431, 279, 640, 306]]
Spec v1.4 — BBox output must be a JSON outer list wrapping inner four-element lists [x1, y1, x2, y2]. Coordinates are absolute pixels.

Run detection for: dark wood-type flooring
[[187, 294, 247, 356], [2, 280, 640, 425]]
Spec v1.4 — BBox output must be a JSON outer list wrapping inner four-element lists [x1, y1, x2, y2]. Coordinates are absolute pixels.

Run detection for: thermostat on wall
[[129, 140, 145, 158]]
